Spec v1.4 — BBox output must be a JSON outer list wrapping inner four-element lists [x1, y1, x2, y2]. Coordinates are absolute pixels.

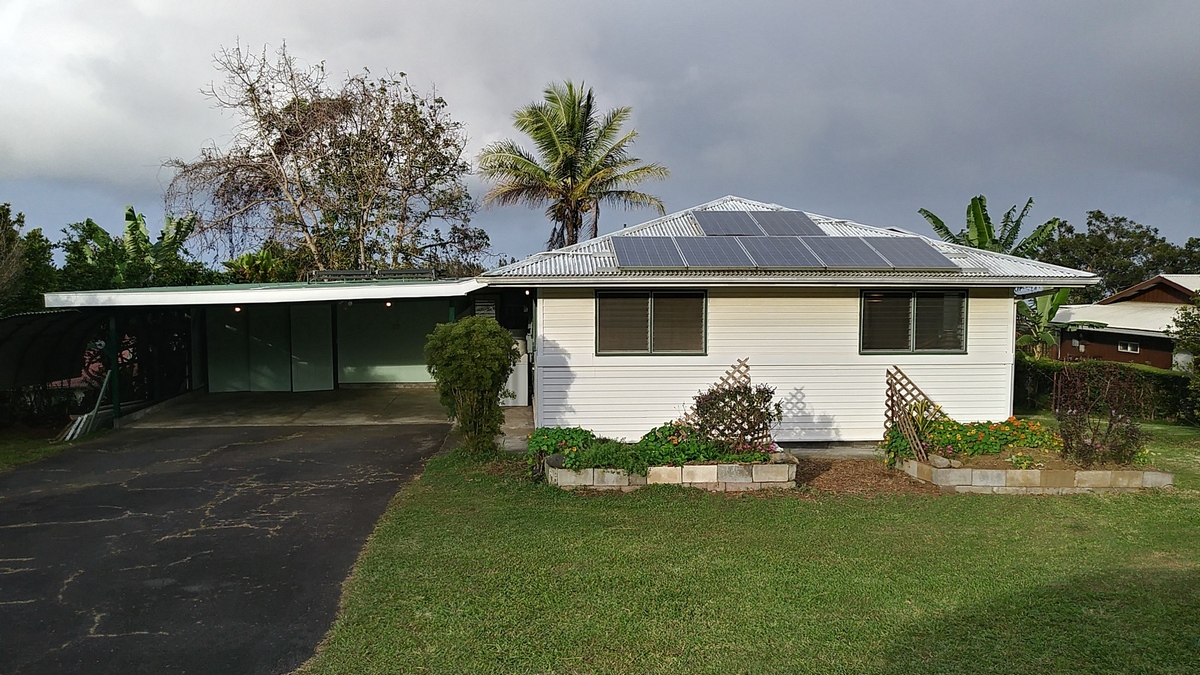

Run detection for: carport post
[[108, 314, 121, 420]]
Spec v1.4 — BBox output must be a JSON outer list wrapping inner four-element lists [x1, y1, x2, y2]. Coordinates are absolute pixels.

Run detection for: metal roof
[[483, 195, 1099, 287], [45, 278, 484, 308], [1055, 302, 1187, 337]]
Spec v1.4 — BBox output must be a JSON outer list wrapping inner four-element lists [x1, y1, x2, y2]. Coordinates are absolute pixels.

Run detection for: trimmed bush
[[691, 383, 783, 452], [424, 316, 520, 455], [1015, 353, 1188, 421], [1055, 362, 1146, 467]]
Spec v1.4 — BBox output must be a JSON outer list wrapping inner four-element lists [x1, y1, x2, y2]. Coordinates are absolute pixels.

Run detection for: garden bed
[[897, 458, 1174, 494], [545, 455, 797, 492]]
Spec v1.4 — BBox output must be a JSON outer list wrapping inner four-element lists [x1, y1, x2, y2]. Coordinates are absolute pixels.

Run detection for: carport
[[43, 274, 534, 425]]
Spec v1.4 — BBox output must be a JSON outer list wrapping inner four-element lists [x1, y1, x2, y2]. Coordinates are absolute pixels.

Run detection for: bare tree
[[0, 204, 27, 304], [166, 42, 478, 271]]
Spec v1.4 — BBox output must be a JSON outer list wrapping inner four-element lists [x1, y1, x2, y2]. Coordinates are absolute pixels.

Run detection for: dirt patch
[[796, 458, 940, 496]]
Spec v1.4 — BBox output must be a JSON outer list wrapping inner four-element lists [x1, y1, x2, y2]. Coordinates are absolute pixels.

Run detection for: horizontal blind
[[597, 293, 650, 353], [651, 293, 705, 353], [861, 291, 912, 351], [914, 291, 966, 351]]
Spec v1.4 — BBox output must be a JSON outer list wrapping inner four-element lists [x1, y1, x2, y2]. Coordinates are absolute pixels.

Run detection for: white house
[[484, 196, 1098, 442]]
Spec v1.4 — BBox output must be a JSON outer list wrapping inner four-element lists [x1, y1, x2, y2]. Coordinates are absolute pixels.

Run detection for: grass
[[303, 442, 1200, 674], [0, 427, 71, 472]]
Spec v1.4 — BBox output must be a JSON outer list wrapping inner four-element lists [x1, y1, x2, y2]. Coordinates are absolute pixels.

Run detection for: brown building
[[1053, 274, 1199, 371]]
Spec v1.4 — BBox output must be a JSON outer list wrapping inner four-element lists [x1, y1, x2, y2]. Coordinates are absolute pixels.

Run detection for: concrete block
[[556, 468, 594, 486], [752, 464, 793, 482], [901, 460, 918, 478], [628, 473, 648, 486], [916, 462, 933, 482], [723, 481, 759, 492], [546, 465, 559, 486], [1041, 470, 1074, 488], [954, 485, 994, 494], [972, 469, 1006, 487], [1075, 471, 1112, 488], [647, 466, 682, 484], [1143, 471, 1174, 488], [685, 482, 720, 492], [788, 464, 797, 481], [594, 469, 629, 487], [1006, 470, 1041, 487], [717, 464, 754, 483], [682, 464, 718, 483], [993, 487, 1028, 495], [1111, 471, 1143, 488], [932, 468, 972, 486]]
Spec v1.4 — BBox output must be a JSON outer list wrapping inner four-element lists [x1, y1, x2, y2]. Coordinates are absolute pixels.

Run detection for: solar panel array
[[692, 210, 827, 237], [610, 234, 961, 272]]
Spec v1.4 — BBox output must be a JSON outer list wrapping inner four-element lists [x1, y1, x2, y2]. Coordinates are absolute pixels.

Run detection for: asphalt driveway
[[0, 423, 450, 674]]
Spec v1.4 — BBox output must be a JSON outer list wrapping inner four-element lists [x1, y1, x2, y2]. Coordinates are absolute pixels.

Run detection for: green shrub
[[525, 426, 596, 478], [424, 316, 520, 455], [1015, 353, 1189, 420], [636, 421, 728, 466], [573, 440, 649, 476]]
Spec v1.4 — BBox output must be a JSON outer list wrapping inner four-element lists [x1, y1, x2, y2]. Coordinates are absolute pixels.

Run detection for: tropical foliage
[[60, 207, 216, 291], [478, 80, 670, 249], [920, 195, 1060, 257], [1015, 288, 1071, 358]]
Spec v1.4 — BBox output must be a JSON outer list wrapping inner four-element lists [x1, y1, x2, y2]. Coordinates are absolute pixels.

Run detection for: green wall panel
[[290, 304, 334, 391], [337, 299, 446, 383], [248, 304, 291, 391], [206, 306, 249, 392]]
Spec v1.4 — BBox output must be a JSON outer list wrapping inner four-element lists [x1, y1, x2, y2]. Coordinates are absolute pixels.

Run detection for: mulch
[[794, 458, 941, 496]]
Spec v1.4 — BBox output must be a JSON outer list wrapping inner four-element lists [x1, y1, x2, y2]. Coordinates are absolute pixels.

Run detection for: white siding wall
[[534, 287, 1016, 442]]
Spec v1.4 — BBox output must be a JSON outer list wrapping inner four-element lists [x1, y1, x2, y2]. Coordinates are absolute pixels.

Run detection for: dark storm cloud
[[1, 0, 1197, 260]]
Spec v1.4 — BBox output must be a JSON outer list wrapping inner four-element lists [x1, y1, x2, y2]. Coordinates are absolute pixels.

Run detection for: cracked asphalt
[[0, 423, 449, 674]]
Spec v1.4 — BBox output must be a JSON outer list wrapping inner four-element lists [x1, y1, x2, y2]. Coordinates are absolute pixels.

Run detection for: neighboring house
[[483, 196, 1097, 442], [1054, 274, 1200, 371]]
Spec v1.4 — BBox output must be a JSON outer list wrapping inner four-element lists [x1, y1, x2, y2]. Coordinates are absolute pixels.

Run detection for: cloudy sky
[[1, 0, 1197, 262]]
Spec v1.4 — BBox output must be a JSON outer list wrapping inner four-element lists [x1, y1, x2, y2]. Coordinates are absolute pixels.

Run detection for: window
[[861, 290, 967, 353], [1118, 341, 1140, 354], [596, 291, 705, 354]]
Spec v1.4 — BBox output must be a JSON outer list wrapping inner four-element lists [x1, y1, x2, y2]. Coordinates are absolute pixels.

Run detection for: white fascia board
[[482, 276, 1098, 288], [45, 278, 488, 308]]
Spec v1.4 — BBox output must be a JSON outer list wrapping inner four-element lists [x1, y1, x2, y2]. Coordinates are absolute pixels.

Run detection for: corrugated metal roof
[[484, 195, 1099, 286], [1055, 302, 1186, 335]]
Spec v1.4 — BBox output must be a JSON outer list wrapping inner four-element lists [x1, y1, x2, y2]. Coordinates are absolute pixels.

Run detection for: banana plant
[[1015, 288, 1071, 358], [920, 195, 1061, 258]]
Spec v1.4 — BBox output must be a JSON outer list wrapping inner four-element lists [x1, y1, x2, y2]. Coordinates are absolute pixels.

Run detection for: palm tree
[[478, 81, 670, 249], [919, 195, 1060, 258]]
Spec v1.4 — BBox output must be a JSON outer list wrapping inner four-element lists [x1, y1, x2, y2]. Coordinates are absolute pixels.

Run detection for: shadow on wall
[[779, 387, 840, 442], [871, 568, 1200, 674]]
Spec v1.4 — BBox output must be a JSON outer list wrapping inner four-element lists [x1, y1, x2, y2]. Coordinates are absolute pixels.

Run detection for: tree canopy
[[0, 204, 58, 317], [166, 42, 486, 274], [478, 80, 669, 249], [1031, 210, 1200, 303], [920, 195, 1060, 257]]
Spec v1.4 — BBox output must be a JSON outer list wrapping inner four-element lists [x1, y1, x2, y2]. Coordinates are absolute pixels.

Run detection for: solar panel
[[611, 237, 685, 268], [674, 237, 755, 268], [748, 211, 826, 236], [800, 236, 892, 269], [862, 237, 960, 271], [691, 211, 766, 236], [737, 237, 823, 268]]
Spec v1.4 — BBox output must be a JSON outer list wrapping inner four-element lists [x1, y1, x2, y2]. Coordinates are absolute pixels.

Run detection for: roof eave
[[44, 278, 486, 308], [481, 275, 1099, 288]]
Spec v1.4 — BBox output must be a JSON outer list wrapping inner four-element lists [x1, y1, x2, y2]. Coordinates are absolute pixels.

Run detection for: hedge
[[1014, 352, 1190, 421]]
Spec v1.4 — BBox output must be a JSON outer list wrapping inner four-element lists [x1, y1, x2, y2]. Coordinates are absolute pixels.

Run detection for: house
[[1053, 274, 1199, 370], [482, 196, 1097, 442], [35, 195, 1098, 442]]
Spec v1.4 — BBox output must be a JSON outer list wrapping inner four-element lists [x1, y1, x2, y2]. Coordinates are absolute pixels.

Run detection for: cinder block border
[[546, 460, 797, 492], [897, 459, 1173, 494]]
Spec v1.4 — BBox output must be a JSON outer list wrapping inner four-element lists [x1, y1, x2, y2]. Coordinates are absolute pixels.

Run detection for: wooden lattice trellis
[[683, 358, 775, 447], [885, 367, 947, 462]]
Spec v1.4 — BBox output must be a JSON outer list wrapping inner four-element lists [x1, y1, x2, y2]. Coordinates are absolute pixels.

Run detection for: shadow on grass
[[875, 567, 1200, 674]]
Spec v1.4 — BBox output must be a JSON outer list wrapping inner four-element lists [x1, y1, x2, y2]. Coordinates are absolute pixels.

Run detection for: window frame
[[1117, 341, 1140, 354], [594, 290, 708, 356], [859, 289, 969, 355]]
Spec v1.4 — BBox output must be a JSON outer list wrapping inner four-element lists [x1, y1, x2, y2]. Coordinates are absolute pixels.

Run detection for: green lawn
[[0, 428, 70, 472], [303, 443, 1200, 674]]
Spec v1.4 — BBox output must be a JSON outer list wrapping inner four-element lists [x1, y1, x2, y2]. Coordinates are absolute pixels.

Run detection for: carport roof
[[45, 278, 485, 308]]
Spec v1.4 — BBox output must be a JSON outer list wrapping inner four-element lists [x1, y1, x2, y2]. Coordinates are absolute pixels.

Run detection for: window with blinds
[[596, 291, 705, 355], [861, 290, 967, 353]]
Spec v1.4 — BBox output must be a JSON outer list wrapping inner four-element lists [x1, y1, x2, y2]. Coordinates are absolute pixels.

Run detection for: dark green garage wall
[[336, 299, 448, 384]]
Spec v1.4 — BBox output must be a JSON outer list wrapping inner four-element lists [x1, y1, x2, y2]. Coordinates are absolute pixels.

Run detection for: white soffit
[[45, 279, 486, 308]]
